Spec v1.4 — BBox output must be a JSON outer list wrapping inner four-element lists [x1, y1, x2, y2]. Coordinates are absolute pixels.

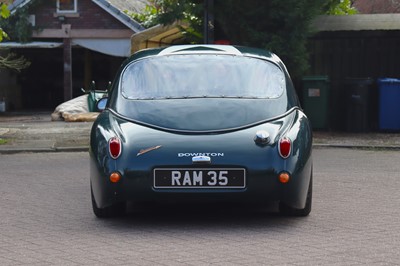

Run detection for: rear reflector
[[279, 172, 290, 184], [109, 137, 121, 159], [279, 137, 291, 159], [110, 172, 121, 183]]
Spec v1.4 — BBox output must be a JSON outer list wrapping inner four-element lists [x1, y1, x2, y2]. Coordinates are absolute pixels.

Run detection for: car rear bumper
[[90, 156, 312, 210]]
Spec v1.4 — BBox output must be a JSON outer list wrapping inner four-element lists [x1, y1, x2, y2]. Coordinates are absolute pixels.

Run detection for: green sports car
[[90, 45, 313, 218]]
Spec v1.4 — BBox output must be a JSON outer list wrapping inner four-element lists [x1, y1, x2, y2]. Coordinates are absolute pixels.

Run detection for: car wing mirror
[[96, 97, 108, 112]]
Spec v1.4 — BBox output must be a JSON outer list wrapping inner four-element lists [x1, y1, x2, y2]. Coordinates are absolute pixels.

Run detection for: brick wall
[[33, 0, 127, 30], [353, 0, 400, 14]]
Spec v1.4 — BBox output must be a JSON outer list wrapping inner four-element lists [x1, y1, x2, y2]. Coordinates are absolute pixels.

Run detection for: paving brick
[[1, 149, 400, 265]]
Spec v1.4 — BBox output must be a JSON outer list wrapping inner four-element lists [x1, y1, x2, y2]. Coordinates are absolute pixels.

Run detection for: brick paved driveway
[[0, 148, 399, 265]]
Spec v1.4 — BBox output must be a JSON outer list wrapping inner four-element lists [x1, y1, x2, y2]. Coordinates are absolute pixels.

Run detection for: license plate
[[153, 168, 246, 188]]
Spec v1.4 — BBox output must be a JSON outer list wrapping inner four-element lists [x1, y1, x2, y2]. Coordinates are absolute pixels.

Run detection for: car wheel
[[91, 185, 126, 218], [279, 172, 313, 217]]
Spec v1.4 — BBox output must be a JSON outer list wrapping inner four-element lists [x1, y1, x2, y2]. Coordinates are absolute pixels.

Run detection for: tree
[[0, 2, 30, 72], [213, 0, 326, 79], [325, 0, 357, 15], [131, 0, 356, 79], [128, 0, 203, 43]]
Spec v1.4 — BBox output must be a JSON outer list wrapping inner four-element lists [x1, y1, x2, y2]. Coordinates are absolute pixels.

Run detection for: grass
[[0, 138, 8, 145]]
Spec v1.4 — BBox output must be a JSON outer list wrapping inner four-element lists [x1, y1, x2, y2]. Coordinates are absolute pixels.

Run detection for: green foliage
[[0, 3, 10, 42], [0, 5, 34, 43], [0, 3, 31, 71], [126, 0, 203, 43], [153, 0, 201, 25], [0, 3, 10, 19], [0, 27, 8, 42], [125, 4, 159, 28], [155, 0, 203, 42], [0, 138, 8, 145], [325, 0, 358, 15]]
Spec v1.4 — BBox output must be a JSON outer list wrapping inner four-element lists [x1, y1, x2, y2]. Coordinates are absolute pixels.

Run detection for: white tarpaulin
[[51, 94, 100, 122], [72, 38, 131, 57]]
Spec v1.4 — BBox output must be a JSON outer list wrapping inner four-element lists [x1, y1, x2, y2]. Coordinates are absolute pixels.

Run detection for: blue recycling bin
[[378, 78, 400, 131]]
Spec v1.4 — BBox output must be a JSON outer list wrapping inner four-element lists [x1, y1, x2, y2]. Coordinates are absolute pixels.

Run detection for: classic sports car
[[90, 45, 313, 218]]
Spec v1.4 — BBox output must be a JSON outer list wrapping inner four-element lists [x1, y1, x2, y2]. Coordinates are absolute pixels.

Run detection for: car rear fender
[[279, 110, 313, 208]]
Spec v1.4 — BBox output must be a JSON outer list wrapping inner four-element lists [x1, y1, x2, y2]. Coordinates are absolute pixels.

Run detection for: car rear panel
[[90, 110, 312, 208]]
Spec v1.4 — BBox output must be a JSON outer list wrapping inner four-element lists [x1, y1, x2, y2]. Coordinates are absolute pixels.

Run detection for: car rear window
[[120, 54, 285, 100]]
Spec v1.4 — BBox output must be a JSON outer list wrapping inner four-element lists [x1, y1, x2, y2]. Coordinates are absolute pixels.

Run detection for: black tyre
[[91, 185, 126, 218], [279, 173, 312, 217]]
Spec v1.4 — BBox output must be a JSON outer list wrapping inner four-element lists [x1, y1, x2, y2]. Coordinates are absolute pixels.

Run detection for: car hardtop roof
[[126, 44, 283, 65]]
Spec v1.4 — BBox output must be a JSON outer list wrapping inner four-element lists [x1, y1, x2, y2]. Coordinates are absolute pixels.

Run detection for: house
[[306, 0, 400, 131], [0, 0, 147, 111], [353, 0, 400, 13]]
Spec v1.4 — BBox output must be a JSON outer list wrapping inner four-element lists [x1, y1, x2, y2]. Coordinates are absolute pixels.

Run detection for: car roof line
[[157, 45, 242, 56]]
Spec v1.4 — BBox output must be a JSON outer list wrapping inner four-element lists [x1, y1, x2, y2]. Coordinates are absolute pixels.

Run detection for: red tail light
[[109, 137, 121, 159], [279, 137, 291, 159]]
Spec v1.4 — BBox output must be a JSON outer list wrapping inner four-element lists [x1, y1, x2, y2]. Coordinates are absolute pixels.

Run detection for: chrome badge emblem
[[192, 156, 211, 164]]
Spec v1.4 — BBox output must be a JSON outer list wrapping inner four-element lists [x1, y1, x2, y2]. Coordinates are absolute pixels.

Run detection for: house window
[[57, 0, 77, 13]]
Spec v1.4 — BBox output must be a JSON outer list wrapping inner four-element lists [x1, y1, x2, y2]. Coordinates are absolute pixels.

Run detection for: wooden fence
[[301, 30, 400, 131]]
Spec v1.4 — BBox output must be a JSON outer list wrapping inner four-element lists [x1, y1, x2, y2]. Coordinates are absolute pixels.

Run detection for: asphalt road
[[1, 148, 399, 265]]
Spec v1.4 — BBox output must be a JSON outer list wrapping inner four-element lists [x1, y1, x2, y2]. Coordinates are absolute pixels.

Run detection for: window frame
[[56, 0, 78, 13], [120, 55, 286, 100]]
